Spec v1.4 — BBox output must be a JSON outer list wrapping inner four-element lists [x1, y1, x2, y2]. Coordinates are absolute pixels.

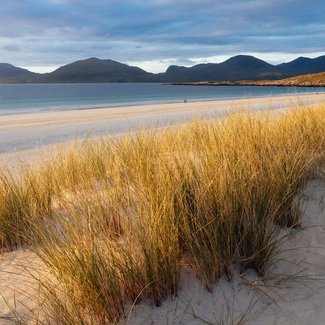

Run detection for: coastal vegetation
[[176, 71, 325, 87], [0, 104, 324, 323], [256, 71, 325, 86]]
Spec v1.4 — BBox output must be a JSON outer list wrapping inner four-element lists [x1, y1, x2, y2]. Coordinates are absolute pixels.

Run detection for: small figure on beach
[[184, 98, 188, 103]]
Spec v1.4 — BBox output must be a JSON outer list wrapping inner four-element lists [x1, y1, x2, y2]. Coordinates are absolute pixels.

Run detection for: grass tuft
[[0, 104, 324, 322]]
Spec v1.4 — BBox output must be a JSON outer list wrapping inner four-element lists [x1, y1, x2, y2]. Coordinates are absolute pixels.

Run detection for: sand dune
[[124, 179, 325, 324], [1, 94, 325, 324], [0, 179, 324, 324]]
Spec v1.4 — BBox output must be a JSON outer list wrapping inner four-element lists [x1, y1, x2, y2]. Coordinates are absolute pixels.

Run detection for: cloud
[[0, 0, 324, 72], [1, 44, 21, 52]]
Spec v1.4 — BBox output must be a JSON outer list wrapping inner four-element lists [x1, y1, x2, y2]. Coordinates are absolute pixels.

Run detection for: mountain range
[[1, 55, 325, 83]]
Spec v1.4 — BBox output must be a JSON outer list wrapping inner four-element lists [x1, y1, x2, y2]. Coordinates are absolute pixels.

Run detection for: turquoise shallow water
[[0, 83, 324, 115]]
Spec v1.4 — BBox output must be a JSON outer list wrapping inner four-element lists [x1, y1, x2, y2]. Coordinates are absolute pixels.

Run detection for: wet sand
[[1, 93, 325, 156]]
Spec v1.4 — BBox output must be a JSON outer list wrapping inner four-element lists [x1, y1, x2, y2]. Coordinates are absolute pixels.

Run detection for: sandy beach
[[1, 93, 325, 157], [2, 0, 325, 322], [0, 94, 325, 324]]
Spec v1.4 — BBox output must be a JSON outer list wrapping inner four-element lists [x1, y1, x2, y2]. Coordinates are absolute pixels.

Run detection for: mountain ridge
[[0, 63, 40, 82], [1, 55, 325, 83], [34, 58, 156, 83]]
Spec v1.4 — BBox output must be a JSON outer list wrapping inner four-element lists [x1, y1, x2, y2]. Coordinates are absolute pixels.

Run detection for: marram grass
[[0, 104, 324, 323]]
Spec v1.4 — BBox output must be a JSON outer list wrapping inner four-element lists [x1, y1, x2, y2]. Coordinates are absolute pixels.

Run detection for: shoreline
[[1, 92, 325, 130], [1, 93, 325, 160], [173, 82, 325, 87], [0, 107, 325, 324], [0, 87, 324, 118]]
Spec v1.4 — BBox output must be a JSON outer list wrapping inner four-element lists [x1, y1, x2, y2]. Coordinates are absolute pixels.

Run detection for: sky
[[1, 0, 324, 73]]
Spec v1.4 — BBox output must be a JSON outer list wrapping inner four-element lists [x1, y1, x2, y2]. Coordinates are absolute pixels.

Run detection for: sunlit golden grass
[[0, 104, 324, 323]]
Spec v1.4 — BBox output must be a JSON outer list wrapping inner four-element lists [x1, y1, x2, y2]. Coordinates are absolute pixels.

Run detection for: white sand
[[125, 179, 325, 324], [0, 179, 324, 324], [0, 251, 46, 324], [1, 94, 321, 130], [1, 93, 325, 169], [1, 93, 325, 157], [1, 94, 325, 323]]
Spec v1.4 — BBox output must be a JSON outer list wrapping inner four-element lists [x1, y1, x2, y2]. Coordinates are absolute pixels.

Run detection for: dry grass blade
[[0, 103, 324, 323]]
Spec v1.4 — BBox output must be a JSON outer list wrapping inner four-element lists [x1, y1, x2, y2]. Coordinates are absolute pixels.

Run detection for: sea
[[0, 83, 325, 154], [0, 83, 324, 115]]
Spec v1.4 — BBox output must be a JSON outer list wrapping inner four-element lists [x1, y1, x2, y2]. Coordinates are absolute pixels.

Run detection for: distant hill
[[0, 63, 39, 82], [165, 55, 284, 82], [277, 56, 325, 76], [1, 55, 325, 83], [175, 72, 325, 87], [34, 58, 156, 83]]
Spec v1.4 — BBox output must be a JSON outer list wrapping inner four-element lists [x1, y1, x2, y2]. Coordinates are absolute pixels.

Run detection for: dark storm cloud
[[0, 0, 324, 71]]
